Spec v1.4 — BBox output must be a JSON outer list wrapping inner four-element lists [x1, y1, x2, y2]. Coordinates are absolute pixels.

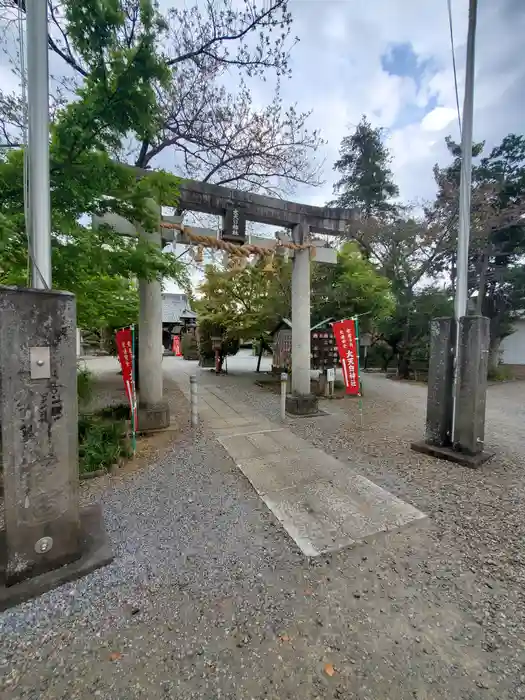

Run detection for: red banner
[[115, 327, 138, 429], [332, 319, 360, 395], [172, 335, 182, 356]]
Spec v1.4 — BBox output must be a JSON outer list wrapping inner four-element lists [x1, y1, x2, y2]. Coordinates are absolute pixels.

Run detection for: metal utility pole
[[26, 0, 52, 289], [454, 0, 477, 321], [452, 0, 478, 442]]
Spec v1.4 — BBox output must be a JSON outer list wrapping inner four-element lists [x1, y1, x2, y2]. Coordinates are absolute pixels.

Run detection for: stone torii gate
[[95, 177, 355, 425]]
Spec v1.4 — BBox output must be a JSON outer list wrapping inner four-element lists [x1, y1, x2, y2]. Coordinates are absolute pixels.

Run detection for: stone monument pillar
[[136, 203, 169, 431], [411, 314, 492, 467], [0, 288, 112, 609], [287, 221, 318, 415]]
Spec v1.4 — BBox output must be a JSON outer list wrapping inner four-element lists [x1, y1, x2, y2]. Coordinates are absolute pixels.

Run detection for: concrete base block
[[0, 504, 113, 612], [285, 393, 319, 416], [411, 441, 494, 469], [138, 401, 170, 432]]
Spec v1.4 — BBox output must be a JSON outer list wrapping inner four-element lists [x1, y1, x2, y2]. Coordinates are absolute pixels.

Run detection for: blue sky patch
[[381, 42, 438, 130], [381, 42, 434, 90]]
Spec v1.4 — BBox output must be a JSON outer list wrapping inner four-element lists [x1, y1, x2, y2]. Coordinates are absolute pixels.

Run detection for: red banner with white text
[[172, 335, 182, 356], [332, 319, 360, 396], [115, 327, 138, 429]]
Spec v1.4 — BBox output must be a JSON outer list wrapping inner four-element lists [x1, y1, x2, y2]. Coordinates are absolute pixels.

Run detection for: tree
[[377, 287, 453, 375], [0, 0, 323, 196], [331, 116, 399, 217], [432, 134, 525, 367], [311, 241, 394, 328], [0, 1, 188, 330], [196, 256, 291, 341]]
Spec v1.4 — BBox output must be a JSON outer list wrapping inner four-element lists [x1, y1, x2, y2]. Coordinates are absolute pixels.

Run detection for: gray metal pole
[[190, 375, 198, 428], [26, 0, 52, 289], [454, 0, 477, 320], [280, 372, 287, 421], [452, 0, 478, 443]]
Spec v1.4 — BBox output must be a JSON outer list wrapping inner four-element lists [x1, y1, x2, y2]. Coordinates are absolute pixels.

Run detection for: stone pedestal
[[0, 288, 80, 582], [137, 401, 170, 432], [424, 317, 455, 446], [411, 314, 493, 468], [0, 287, 112, 598], [285, 393, 319, 416], [0, 287, 112, 609], [454, 315, 490, 455]]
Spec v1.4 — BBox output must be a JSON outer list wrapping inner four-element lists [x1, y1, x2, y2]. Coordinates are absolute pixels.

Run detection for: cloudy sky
[[2, 0, 523, 206], [262, 0, 525, 207], [1, 0, 523, 292]]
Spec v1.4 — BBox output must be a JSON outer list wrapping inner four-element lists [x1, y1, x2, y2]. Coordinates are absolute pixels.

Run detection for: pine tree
[[332, 116, 399, 217]]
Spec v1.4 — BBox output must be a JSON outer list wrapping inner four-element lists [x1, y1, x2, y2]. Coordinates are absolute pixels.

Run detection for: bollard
[[280, 372, 288, 421], [190, 375, 198, 427]]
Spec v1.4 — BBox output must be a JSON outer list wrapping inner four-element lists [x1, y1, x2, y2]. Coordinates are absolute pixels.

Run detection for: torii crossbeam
[[95, 176, 355, 421]]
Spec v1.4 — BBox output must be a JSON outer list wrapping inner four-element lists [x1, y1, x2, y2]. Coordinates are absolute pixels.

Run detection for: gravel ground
[[1, 359, 524, 698]]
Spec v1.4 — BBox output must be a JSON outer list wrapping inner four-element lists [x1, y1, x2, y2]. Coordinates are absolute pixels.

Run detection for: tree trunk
[[380, 352, 393, 372], [476, 252, 490, 315], [398, 353, 411, 380], [488, 335, 501, 373]]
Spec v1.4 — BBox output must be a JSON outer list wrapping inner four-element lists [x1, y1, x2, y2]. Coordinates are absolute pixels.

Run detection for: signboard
[[311, 330, 339, 370], [222, 206, 246, 242], [326, 367, 335, 383], [115, 327, 138, 430], [172, 335, 182, 356], [332, 319, 360, 396]]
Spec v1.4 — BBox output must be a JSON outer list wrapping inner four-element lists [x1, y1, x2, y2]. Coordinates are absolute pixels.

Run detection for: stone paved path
[[174, 361, 426, 556]]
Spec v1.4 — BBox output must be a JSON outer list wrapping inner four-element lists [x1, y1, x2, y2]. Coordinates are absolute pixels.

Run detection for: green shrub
[[78, 415, 131, 474], [488, 365, 514, 382], [96, 403, 130, 420], [181, 333, 199, 360], [77, 365, 93, 406]]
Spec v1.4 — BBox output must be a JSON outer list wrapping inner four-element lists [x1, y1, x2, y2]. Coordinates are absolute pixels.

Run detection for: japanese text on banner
[[332, 319, 360, 396]]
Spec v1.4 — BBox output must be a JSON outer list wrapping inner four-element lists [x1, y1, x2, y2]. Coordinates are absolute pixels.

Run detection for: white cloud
[[421, 107, 457, 133], [1, 0, 523, 211]]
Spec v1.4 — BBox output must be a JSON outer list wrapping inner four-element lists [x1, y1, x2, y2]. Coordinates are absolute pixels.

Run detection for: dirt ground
[[1, 359, 524, 699]]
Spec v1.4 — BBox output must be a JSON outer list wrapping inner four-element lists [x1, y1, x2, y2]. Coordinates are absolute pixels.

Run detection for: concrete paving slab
[[166, 364, 427, 557], [244, 432, 283, 455], [261, 491, 355, 557], [212, 425, 279, 438], [216, 434, 263, 460], [300, 479, 426, 542], [269, 430, 310, 452], [235, 448, 426, 556]]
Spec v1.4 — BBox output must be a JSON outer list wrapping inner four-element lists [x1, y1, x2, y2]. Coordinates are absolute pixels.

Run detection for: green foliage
[[487, 364, 514, 382], [433, 133, 525, 348], [196, 258, 292, 341], [78, 414, 131, 474], [198, 319, 240, 365], [181, 333, 199, 360], [377, 287, 453, 376], [77, 365, 94, 406], [54, 0, 170, 160], [0, 0, 187, 331], [331, 116, 399, 217], [311, 242, 394, 329]]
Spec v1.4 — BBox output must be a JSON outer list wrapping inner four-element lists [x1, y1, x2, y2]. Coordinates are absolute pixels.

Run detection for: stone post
[[412, 314, 492, 467], [424, 317, 455, 446], [287, 222, 317, 415], [0, 288, 80, 582], [454, 315, 490, 454], [136, 203, 169, 431]]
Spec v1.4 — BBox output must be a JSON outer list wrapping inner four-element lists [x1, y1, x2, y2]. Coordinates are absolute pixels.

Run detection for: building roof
[[162, 293, 196, 324]]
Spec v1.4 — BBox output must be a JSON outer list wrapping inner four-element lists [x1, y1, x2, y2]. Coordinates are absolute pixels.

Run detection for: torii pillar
[[136, 205, 170, 431], [286, 221, 318, 415]]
